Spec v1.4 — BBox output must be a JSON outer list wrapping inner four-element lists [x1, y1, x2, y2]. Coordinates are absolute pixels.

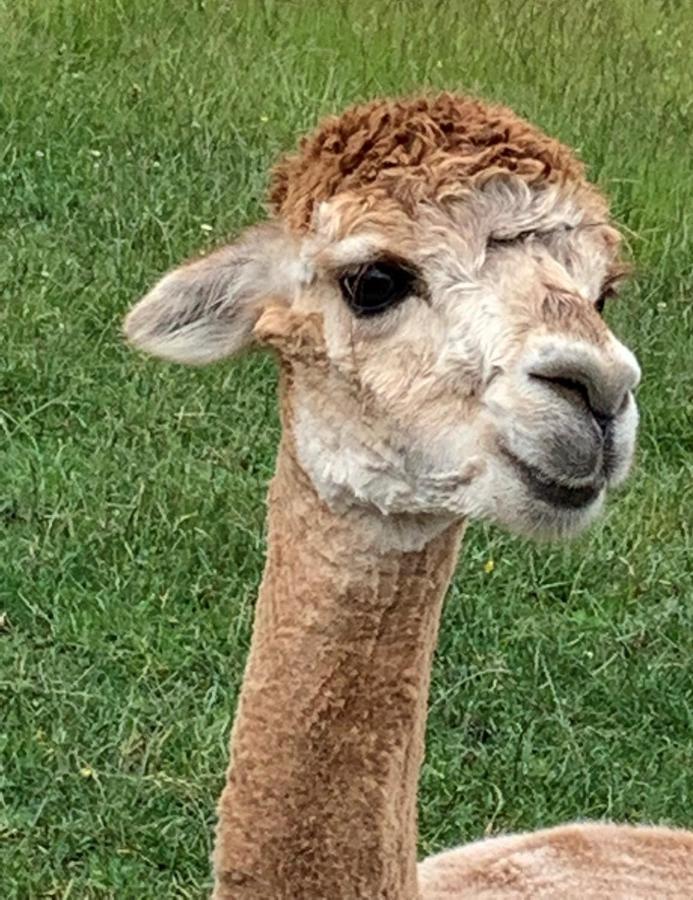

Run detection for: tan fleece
[[122, 92, 693, 900], [213, 423, 463, 899]]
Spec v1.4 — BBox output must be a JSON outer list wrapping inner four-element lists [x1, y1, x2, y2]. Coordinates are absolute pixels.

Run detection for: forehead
[[308, 179, 616, 274]]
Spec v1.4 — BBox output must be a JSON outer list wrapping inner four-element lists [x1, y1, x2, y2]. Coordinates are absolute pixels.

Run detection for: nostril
[[529, 372, 614, 432], [529, 372, 591, 411], [526, 339, 639, 422]]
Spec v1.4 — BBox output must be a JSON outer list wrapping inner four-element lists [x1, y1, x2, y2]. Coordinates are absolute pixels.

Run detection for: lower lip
[[499, 445, 604, 510]]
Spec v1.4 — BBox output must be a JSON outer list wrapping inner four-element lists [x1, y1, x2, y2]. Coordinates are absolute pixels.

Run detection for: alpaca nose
[[527, 338, 641, 425]]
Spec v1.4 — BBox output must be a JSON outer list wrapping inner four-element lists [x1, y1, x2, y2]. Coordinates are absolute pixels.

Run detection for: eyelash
[[338, 259, 418, 317], [595, 283, 619, 314], [487, 229, 538, 248]]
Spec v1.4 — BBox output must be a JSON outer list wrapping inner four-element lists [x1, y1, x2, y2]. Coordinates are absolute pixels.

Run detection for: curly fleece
[[269, 93, 593, 232]]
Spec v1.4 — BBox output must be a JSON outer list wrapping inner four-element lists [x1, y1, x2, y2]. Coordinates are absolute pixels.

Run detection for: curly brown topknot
[[269, 93, 592, 233]]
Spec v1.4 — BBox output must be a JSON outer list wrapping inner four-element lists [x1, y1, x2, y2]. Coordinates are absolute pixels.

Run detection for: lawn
[[1, 0, 692, 896]]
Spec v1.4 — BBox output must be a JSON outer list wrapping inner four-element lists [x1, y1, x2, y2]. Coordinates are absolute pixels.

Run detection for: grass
[[1, 0, 692, 896]]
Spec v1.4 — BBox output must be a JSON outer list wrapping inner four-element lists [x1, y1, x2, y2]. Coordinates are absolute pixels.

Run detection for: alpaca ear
[[123, 223, 300, 365]]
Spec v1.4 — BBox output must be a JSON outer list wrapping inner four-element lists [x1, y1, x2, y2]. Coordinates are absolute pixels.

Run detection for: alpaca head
[[125, 95, 639, 540]]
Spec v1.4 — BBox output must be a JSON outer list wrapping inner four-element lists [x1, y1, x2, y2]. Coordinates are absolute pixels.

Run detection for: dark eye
[[595, 282, 619, 314], [487, 229, 537, 248], [339, 261, 416, 317]]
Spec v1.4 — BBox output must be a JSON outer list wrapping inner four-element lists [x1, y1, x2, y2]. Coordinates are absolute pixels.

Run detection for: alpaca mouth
[[499, 444, 604, 509]]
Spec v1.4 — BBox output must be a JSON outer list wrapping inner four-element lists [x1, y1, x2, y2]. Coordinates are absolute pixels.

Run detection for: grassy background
[[2, 0, 692, 896]]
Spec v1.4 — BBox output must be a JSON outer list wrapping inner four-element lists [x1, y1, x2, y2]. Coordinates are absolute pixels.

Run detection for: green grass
[[2, 0, 692, 896]]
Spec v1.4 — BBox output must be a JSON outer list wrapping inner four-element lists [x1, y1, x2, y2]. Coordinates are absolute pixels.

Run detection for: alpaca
[[124, 94, 693, 898]]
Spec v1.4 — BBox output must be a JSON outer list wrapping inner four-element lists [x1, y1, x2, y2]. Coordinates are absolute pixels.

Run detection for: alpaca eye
[[487, 229, 538, 248], [339, 261, 415, 317], [595, 283, 618, 314]]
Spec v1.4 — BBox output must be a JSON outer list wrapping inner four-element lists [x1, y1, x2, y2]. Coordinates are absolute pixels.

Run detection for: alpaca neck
[[213, 440, 463, 900]]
